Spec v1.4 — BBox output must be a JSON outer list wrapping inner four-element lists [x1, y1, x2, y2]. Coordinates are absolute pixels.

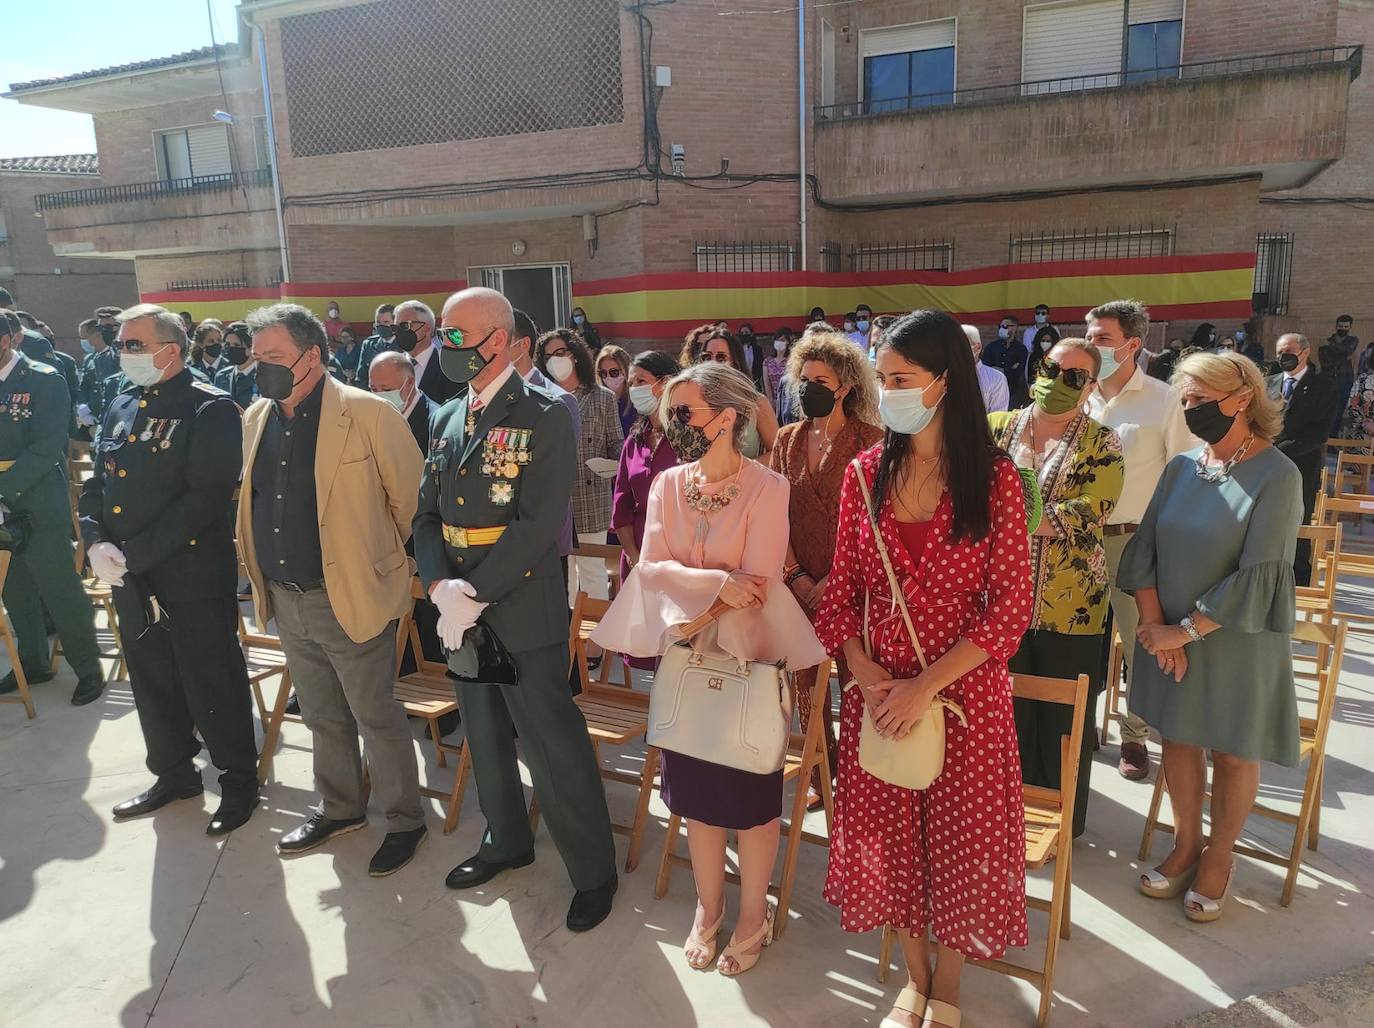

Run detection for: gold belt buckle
[[446, 525, 468, 547]]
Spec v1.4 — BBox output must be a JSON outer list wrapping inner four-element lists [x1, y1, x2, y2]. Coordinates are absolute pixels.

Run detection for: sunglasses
[[439, 326, 497, 350], [668, 404, 716, 425], [698, 351, 731, 364], [598, 367, 623, 380], [1040, 359, 1092, 390]]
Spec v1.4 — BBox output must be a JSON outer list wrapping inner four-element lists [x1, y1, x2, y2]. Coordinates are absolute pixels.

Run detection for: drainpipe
[[798, 0, 807, 272], [255, 23, 291, 287]]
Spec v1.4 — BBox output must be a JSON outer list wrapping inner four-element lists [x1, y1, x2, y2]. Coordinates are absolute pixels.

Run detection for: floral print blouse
[[989, 409, 1123, 634]]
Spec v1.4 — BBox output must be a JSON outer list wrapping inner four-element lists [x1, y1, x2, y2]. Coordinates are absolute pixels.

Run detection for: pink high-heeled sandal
[[717, 906, 775, 977]]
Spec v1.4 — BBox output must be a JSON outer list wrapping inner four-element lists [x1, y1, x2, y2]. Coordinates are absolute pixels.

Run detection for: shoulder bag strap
[[849, 458, 927, 671]]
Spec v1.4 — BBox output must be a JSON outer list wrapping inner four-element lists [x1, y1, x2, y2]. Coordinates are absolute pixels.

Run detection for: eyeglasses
[[439, 326, 497, 350], [544, 346, 572, 359], [120, 338, 175, 355], [668, 404, 716, 425], [1040, 359, 1092, 390], [598, 367, 623, 380], [698, 351, 731, 364]]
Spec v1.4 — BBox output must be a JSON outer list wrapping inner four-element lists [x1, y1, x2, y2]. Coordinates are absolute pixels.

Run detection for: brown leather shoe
[[1119, 741, 1151, 781]]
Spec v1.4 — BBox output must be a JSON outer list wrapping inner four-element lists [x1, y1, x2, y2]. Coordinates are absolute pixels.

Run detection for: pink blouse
[[592, 460, 827, 669]]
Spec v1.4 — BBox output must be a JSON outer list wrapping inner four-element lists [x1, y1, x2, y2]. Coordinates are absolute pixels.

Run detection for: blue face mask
[[1097, 341, 1128, 379], [878, 377, 943, 435], [79, 338, 95, 355]]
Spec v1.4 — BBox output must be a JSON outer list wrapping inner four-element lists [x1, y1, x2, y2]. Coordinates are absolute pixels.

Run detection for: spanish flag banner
[[572, 252, 1256, 338]]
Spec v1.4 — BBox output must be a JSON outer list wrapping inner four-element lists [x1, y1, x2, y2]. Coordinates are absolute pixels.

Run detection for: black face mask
[[1278, 353, 1300, 373], [225, 344, 249, 366], [390, 325, 419, 352], [99, 323, 119, 346], [799, 379, 838, 419], [257, 351, 308, 401], [439, 328, 497, 384], [376, 323, 395, 340], [1184, 399, 1236, 445], [202, 343, 222, 361], [1336, 327, 1349, 336]]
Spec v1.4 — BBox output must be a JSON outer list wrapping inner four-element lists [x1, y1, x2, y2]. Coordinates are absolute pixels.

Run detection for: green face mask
[[1031, 374, 1084, 416]]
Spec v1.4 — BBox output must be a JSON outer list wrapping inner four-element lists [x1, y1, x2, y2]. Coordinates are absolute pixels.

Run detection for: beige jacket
[[237, 374, 423, 643]]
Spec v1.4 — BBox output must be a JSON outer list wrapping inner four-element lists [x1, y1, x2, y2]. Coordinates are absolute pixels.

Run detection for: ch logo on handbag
[[707, 676, 724, 691]]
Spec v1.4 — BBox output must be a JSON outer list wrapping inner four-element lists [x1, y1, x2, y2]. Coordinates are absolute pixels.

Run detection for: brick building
[[4, 0, 1369, 356], [0, 155, 136, 354]]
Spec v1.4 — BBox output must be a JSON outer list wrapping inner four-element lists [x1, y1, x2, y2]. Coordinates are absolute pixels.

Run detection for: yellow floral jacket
[[990, 409, 1124, 634]]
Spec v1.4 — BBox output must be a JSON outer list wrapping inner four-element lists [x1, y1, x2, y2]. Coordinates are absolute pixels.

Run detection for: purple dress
[[611, 422, 679, 583]]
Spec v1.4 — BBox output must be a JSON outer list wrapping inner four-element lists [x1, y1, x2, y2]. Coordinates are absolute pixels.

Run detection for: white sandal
[[1184, 862, 1236, 923], [879, 986, 927, 1028], [1138, 862, 1198, 899]]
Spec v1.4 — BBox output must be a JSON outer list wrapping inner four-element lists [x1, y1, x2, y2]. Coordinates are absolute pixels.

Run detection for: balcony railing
[[815, 45, 1362, 122], [34, 166, 273, 212]]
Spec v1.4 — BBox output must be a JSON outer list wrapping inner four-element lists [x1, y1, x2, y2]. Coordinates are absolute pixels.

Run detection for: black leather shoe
[[369, 825, 427, 877], [70, 673, 105, 706], [444, 849, 535, 890], [206, 792, 261, 836], [113, 779, 204, 819], [277, 811, 366, 854], [284, 692, 301, 716], [567, 874, 618, 933], [0, 668, 54, 694]]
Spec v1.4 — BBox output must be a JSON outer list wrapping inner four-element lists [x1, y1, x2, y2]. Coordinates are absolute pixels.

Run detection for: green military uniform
[[212, 362, 259, 408], [78, 346, 119, 423], [0, 353, 102, 692], [413, 368, 616, 891], [354, 331, 392, 390], [19, 331, 80, 438]]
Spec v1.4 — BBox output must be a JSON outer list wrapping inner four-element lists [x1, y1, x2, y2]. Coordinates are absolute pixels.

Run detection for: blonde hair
[[1173, 351, 1283, 441], [595, 343, 631, 379], [660, 362, 758, 451], [1049, 336, 1102, 378], [786, 325, 881, 425]]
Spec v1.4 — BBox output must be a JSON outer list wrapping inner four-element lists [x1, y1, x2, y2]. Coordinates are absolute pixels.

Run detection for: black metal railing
[[693, 240, 796, 273], [850, 240, 954, 273], [1253, 232, 1295, 315], [1008, 224, 1176, 264], [166, 277, 249, 292], [815, 45, 1362, 122], [34, 166, 273, 212]]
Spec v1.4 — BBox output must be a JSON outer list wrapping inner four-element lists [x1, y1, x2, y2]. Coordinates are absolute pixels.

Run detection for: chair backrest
[[1010, 672, 1090, 830], [572, 541, 625, 597], [1296, 523, 1341, 612], [395, 575, 447, 676], [1315, 491, 1374, 523], [1334, 450, 1374, 496], [1325, 437, 1370, 456], [1292, 619, 1346, 756]]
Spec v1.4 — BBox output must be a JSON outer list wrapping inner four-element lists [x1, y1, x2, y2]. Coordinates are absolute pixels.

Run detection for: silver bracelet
[[1180, 614, 1204, 644]]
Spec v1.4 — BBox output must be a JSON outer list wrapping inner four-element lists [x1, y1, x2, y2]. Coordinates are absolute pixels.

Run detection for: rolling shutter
[[186, 124, 232, 177], [1023, 1, 1124, 89], [1128, 0, 1184, 24], [860, 19, 956, 59]]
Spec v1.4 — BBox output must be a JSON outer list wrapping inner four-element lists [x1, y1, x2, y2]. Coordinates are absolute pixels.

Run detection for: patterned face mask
[[664, 417, 714, 461]]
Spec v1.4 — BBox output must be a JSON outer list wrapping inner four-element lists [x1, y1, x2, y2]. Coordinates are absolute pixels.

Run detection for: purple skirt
[[660, 750, 783, 830]]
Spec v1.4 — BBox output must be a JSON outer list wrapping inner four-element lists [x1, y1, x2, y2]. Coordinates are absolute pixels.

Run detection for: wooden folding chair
[[1332, 445, 1374, 497], [1099, 627, 1126, 743], [1138, 620, 1347, 907], [569, 546, 630, 688], [653, 659, 836, 939], [1313, 493, 1374, 633], [48, 575, 127, 684], [231, 550, 297, 783], [875, 672, 1089, 1028], [393, 577, 470, 835], [1296, 524, 1341, 623], [0, 552, 36, 719]]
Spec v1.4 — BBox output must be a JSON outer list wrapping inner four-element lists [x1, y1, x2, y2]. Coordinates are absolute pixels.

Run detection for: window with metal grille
[[279, 0, 625, 158], [1009, 226, 1175, 263], [694, 242, 795, 273], [850, 241, 953, 272], [1253, 232, 1294, 316]]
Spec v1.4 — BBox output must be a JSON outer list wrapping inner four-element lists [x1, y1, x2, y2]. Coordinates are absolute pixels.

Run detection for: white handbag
[[648, 604, 792, 776], [848, 458, 967, 790]]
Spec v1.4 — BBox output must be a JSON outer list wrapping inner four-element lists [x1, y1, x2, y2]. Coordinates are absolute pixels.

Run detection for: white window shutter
[[1023, 1, 1125, 89], [186, 124, 232, 177], [860, 19, 956, 60], [1128, 0, 1184, 24]]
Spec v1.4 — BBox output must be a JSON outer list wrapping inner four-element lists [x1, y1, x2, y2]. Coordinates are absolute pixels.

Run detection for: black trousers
[[1294, 458, 1321, 586], [123, 594, 258, 794], [1009, 629, 1101, 838]]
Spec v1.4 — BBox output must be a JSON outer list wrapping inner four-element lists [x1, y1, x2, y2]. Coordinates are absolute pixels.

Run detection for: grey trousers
[[268, 583, 424, 831], [462, 641, 616, 891], [1105, 532, 1150, 744]]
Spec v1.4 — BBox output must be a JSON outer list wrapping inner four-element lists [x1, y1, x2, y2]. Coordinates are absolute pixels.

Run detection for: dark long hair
[[1188, 322, 1217, 349], [630, 350, 681, 440], [680, 324, 749, 375], [535, 328, 596, 389], [874, 309, 998, 542]]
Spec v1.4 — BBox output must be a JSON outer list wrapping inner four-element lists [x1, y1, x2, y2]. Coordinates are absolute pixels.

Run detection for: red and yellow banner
[[572, 253, 1256, 338]]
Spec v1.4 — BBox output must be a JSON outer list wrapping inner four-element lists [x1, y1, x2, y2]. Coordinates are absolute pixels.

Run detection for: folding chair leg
[[1307, 761, 1324, 851], [774, 760, 813, 939], [1, 629, 35, 719], [429, 719, 447, 767], [655, 813, 681, 899], [1060, 842, 1072, 940], [1039, 841, 1073, 1027], [625, 746, 660, 873], [1138, 766, 1169, 861], [250, 680, 269, 725], [876, 925, 896, 984], [443, 741, 471, 835], [256, 672, 293, 785], [529, 794, 541, 834], [103, 597, 126, 682], [818, 743, 836, 838]]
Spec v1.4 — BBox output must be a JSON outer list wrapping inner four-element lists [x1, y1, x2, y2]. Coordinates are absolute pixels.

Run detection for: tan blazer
[[237, 374, 424, 644]]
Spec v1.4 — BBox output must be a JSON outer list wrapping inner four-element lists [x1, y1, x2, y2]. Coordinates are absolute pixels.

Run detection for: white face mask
[[844, 322, 855, 332], [997, 326, 1010, 340], [629, 383, 658, 414], [1034, 313, 1048, 325], [328, 308, 339, 318], [773, 340, 787, 354], [572, 315, 585, 326], [878, 378, 943, 436], [377, 388, 407, 412], [121, 348, 172, 387], [547, 354, 575, 382]]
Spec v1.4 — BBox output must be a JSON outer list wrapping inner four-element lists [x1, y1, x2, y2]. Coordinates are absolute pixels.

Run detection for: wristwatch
[[1180, 615, 1204, 644]]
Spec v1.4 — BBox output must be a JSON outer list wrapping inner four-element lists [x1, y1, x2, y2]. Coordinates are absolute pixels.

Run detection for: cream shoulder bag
[[848, 458, 967, 790]]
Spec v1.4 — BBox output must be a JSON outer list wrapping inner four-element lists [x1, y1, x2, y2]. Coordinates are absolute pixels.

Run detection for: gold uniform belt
[[443, 524, 506, 547]]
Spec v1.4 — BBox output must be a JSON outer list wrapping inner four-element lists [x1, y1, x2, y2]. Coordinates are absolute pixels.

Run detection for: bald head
[[440, 286, 516, 389]]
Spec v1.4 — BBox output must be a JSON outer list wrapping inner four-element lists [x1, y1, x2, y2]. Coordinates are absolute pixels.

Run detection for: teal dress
[[1119, 445, 1303, 765]]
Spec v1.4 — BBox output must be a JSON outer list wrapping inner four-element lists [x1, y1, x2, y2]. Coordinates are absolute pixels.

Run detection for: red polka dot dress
[[815, 449, 1033, 960]]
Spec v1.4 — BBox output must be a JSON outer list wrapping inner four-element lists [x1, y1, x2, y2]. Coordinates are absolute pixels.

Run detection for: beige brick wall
[[92, 89, 264, 187]]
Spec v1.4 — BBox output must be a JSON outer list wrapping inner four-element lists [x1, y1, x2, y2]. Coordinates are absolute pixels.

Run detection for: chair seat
[[576, 618, 600, 641], [243, 644, 289, 682], [395, 672, 458, 717], [1025, 798, 1062, 869], [83, 580, 112, 600], [575, 695, 649, 745]]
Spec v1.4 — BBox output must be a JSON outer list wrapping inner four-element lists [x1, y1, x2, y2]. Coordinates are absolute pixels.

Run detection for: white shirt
[[1086, 366, 1199, 525], [1282, 363, 1308, 398], [412, 341, 436, 384], [846, 330, 868, 350], [470, 363, 515, 410], [975, 361, 1010, 413], [400, 382, 422, 419], [0, 349, 19, 381]]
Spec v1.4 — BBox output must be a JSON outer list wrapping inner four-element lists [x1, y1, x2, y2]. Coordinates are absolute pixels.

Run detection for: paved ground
[[2, 583, 1372, 1028]]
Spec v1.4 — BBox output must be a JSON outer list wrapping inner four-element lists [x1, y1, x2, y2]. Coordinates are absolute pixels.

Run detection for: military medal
[[465, 410, 477, 436], [490, 481, 513, 505], [516, 428, 531, 465], [140, 419, 155, 442]]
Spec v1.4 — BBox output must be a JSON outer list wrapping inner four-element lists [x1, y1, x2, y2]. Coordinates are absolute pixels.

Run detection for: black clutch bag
[[0, 512, 32, 552], [110, 572, 164, 640], [445, 620, 518, 686]]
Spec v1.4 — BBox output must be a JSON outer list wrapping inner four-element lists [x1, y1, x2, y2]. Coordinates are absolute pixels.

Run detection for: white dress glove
[[88, 541, 128, 587], [76, 403, 97, 428], [431, 579, 487, 652]]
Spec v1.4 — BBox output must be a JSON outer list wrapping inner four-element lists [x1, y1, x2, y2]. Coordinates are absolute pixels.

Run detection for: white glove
[[431, 578, 486, 625], [436, 613, 473, 652], [76, 403, 97, 428], [88, 541, 127, 587]]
